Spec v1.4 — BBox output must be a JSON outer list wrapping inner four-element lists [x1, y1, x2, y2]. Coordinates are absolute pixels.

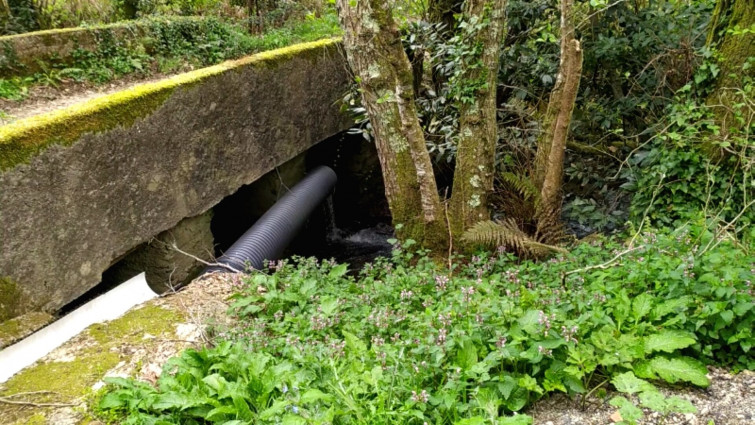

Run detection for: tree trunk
[[706, 0, 754, 133], [448, 0, 507, 237], [336, 0, 448, 250], [533, 0, 583, 240]]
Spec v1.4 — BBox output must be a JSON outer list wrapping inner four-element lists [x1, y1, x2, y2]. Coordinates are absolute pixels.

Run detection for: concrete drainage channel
[[0, 166, 337, 387]]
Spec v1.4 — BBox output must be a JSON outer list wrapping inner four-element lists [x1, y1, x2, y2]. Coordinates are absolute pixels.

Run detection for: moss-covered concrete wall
[[0, 17, 201, 78], [0, 38, 351, 321]]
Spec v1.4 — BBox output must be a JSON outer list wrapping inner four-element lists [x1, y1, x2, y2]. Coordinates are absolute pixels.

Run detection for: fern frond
[[462, 219, 568, 257], [500, 172, 540, 204]]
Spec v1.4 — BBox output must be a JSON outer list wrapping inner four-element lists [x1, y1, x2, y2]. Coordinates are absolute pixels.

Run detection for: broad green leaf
[[610, 396, 643, 422], [612, 372, 654, 394], [328, 263, 348, 278], [632, 293, 654, 321], [320, 296, 340, 316], [638, 389, 666, 411], [301, 389, 334, 404], [654, 297, 690, 318], [518, 375, 542, 394], [202, 374, 228, 395], [644, 331, 696, 354], [98, 392, 128, 410], [457, 338, 479, 370], [518, 310, 541, 335], [665, 396, 697, 414], [205, 406, 238, 421], [499, 376, 518, 400], [152, 392, 197, 410], [282, 414, 307, 425], [650, 356, 710, 387], [342, 330, 367, 354], [503, 386, 529, 411]]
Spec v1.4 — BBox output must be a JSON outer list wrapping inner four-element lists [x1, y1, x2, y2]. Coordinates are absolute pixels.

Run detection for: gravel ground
[[529, 367, 755, 424]]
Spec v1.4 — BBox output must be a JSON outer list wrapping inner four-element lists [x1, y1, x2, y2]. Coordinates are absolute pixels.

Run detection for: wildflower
[[496, 336, 507, 348], [538, 345, 553, 356], [561, 325, 579, 344], [435, 274, 449, 291], [411, 390, 429, 403], [461, 286, 475, 302]]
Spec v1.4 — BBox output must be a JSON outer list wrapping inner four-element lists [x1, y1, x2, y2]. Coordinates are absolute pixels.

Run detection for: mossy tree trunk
[[533, 0, 583, 240], [335, 0, 448, 250], [448, 0, 507, 237], [706, 0, 754, 133], [336, 0, 507, 252]]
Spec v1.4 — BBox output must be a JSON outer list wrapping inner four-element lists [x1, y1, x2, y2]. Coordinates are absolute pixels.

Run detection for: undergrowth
[[97, 221, 754, 425]]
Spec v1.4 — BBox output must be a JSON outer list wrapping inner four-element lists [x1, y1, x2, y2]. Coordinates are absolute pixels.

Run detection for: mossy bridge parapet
[[0, 17, 201, 79], [0, 38, 351, 322]]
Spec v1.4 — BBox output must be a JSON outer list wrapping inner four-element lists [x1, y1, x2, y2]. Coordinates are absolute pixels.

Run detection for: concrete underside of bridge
[[0, 39, 351, 322]]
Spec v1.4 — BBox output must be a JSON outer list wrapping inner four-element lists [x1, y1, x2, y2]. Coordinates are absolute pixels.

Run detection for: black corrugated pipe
[[205, 166, 337, 274]]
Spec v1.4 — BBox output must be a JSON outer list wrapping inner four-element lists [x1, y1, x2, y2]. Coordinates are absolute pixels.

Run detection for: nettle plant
[[99, 224, 754, 424]]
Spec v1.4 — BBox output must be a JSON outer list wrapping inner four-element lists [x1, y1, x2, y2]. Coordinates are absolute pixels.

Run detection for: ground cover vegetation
[[0, 1, 339, 102], [96, 222, 754, 424]]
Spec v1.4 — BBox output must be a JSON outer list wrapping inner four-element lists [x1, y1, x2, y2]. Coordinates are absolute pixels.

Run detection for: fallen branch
[[563, 246, 641, 278], [0, 396, 76, 408], [169, 242, 242, 274]]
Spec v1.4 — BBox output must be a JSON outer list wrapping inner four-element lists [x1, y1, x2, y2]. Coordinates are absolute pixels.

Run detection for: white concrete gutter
[[0, 273, 157, 383]]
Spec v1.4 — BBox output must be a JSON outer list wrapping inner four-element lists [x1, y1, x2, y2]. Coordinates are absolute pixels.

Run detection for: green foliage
[[628, 54, 754, 229], [98, 223, 754, 423]]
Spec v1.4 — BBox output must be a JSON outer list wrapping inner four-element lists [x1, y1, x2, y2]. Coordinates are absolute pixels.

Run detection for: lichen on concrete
[[0, 276, 23, 322], [0, 311, 54, 348], [0, 304, 185, 424]]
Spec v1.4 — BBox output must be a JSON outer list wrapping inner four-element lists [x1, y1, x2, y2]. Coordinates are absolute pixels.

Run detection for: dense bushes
[[97, 223, 754, 424]]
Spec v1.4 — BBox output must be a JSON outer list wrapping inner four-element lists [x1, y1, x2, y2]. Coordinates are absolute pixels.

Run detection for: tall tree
[[533, 0, 582, 239], [336, 0, 449, 249], [449, 0, 507, 236], [336, 0, 507, 252]]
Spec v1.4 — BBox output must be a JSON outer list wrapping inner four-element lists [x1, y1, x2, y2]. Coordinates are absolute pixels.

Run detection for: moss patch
[[0, 37, 341, 172], [0, 311, 54, 348], [0, 276, 23, 322], [86, 304, 182, 344], [1, 350, 121, 399]]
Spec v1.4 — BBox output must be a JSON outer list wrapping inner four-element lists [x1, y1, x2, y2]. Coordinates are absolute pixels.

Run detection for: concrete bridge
[[0, 39, 351, 323]]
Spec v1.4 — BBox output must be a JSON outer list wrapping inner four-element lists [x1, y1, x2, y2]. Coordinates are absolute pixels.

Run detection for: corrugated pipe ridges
[[205, 166, 337, 274]]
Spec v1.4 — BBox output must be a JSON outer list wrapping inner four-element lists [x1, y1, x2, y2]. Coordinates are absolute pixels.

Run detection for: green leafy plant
[[97, 221, 754, 424]]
